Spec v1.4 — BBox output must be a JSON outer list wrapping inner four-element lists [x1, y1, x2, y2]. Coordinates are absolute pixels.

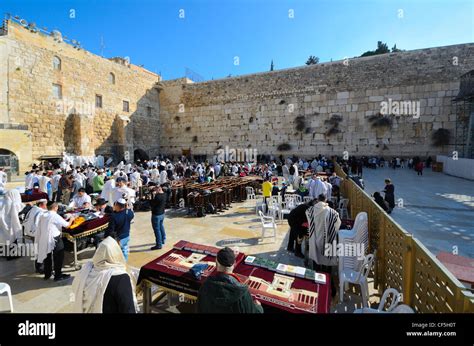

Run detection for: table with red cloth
[[61, 213, 110, 269], [138, 240, 331, 313], [233, 262, 330, 313], [21, 191, 49, 203]]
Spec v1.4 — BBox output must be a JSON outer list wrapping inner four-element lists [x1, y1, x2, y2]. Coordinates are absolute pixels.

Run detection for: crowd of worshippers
[[339, 155, 433, 177], [1, 154, 377, 313]]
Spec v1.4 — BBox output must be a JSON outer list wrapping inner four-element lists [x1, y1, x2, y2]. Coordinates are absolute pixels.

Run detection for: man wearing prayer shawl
[[24, 199, 48, 272], [306, 194, 341, 299], [0, 189, 24, 246], [71, 236, 137, 313]]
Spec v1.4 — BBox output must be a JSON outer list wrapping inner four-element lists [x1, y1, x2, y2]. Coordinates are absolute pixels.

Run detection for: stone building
[[159, 44, 474, 159], [1, 15, 473, 176], [0, 18, 161, 175]]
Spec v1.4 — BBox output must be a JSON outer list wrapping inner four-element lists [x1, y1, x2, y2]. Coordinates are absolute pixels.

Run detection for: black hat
[[94, 198, 108, 206], [216, 247, 236, 267]]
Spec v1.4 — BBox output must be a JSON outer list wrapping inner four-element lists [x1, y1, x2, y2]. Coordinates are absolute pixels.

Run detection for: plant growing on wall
[[192, 136, 198, 143], [368, 113, 393, 128], [324, 114, 343, 137], [277, 143, 292, 151], [294, 116, 306, 132], [185, 126, 191, 132], [431, 128, 450, 147]]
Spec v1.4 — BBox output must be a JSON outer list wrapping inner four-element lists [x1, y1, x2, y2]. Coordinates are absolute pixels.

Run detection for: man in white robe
[[100, 177, 116, 207], [36, 202, 75, 281], [0, 189, 24, 245], [24, 199, 47, 272], [112, 177, 135, 208]]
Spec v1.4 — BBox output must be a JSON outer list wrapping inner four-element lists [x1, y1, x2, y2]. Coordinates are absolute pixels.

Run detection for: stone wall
[[0, 20, 161, 165], [159, 43, 474, 158]]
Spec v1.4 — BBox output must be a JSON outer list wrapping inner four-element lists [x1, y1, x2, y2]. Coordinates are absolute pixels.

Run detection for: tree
[[270, 59, 274, 71], [360, 41, 396, 57], [305, 55, 319, 65], [391, 44, 402, 52]]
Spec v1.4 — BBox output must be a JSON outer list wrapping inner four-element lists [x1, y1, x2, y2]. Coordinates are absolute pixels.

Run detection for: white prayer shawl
[[100, 179, 116, 206], [112, 186, 136, 207], [38, 176, 51, 193], [51, 174, 61, 192], [25, 173, 35, 190], [282, 165, 289, 180], [130, 172, 141, 189], [0, 189, 24, 244], [36, 212, 57, 264], [23, 206, 45, 238], [306, 202, 341, 266], [292, 164, 299, 177], [71, 237, 138, 313], [310, 178, 327, 199], [324, 181, 332, 200]]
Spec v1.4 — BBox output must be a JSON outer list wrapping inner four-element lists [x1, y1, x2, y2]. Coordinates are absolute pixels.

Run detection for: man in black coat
[[286, 199, 317, 257]]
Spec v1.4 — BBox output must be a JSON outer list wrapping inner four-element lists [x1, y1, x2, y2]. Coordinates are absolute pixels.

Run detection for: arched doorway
[[0, 149, 19, 177]]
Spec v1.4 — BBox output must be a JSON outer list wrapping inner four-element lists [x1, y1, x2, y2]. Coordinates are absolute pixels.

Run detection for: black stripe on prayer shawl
[[306, 206, 316, 239], [323, 209, 339, 258]]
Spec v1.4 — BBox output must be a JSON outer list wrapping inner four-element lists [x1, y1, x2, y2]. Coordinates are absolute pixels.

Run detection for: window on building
[[52, 83, 62, 99], [95, 95, 103, 108], [109, 72, 115, 84], [123, 100, 129, 112], [147, 106, 152, 117], [53, 56, 61, 70]]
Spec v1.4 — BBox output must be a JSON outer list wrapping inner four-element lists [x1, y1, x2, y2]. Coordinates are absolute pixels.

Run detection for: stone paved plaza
[[362, 167, 474, 258], [0, 187, 375, 313]]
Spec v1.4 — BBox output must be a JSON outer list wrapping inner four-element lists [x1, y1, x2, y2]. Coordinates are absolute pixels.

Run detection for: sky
[[1, 0, 473, 81]]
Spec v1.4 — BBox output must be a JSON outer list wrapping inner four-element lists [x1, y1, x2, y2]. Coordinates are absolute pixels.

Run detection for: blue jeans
[[119, 236, 130, 261], [151, 214, 166, 247]]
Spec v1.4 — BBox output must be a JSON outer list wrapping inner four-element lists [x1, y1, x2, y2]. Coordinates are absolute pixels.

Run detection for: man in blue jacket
[[105, 198, 134, 261]]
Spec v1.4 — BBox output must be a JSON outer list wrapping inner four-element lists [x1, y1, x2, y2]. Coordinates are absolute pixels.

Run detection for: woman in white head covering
[[0, 189, 24, 244], [72, 236, 137, 313]]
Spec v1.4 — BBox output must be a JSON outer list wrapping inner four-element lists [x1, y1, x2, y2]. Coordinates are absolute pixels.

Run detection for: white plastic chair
[[0, 283, 14, 313], [338, 212, 369, 281], [278, 201, 292, 221], [246, 187, 256, 200], [339, 253, 375, 307], [303, 196, 313, 204], [353, 287, 401, 313], [392, 304, 415, 313], [337, 198, 349, 219], [266, 196, 280, 218], [284, 195, 298, 210], [255, 198, 266, 215], [258, 210, 277, 242]]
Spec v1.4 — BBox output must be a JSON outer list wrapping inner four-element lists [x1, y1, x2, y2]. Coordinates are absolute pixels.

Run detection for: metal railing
[[334, 162, 474, 313]]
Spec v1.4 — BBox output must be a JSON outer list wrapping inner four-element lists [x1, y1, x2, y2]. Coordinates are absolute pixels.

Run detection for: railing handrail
[[334, 160, 474, 312]]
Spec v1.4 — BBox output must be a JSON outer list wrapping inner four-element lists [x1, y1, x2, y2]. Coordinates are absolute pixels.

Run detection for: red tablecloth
[[233, 262, 331, 314], [137, 244, 245, 297], [62, 214, 110, 238], [21, 191, 49, 203], [138, 241, 330, 313]]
